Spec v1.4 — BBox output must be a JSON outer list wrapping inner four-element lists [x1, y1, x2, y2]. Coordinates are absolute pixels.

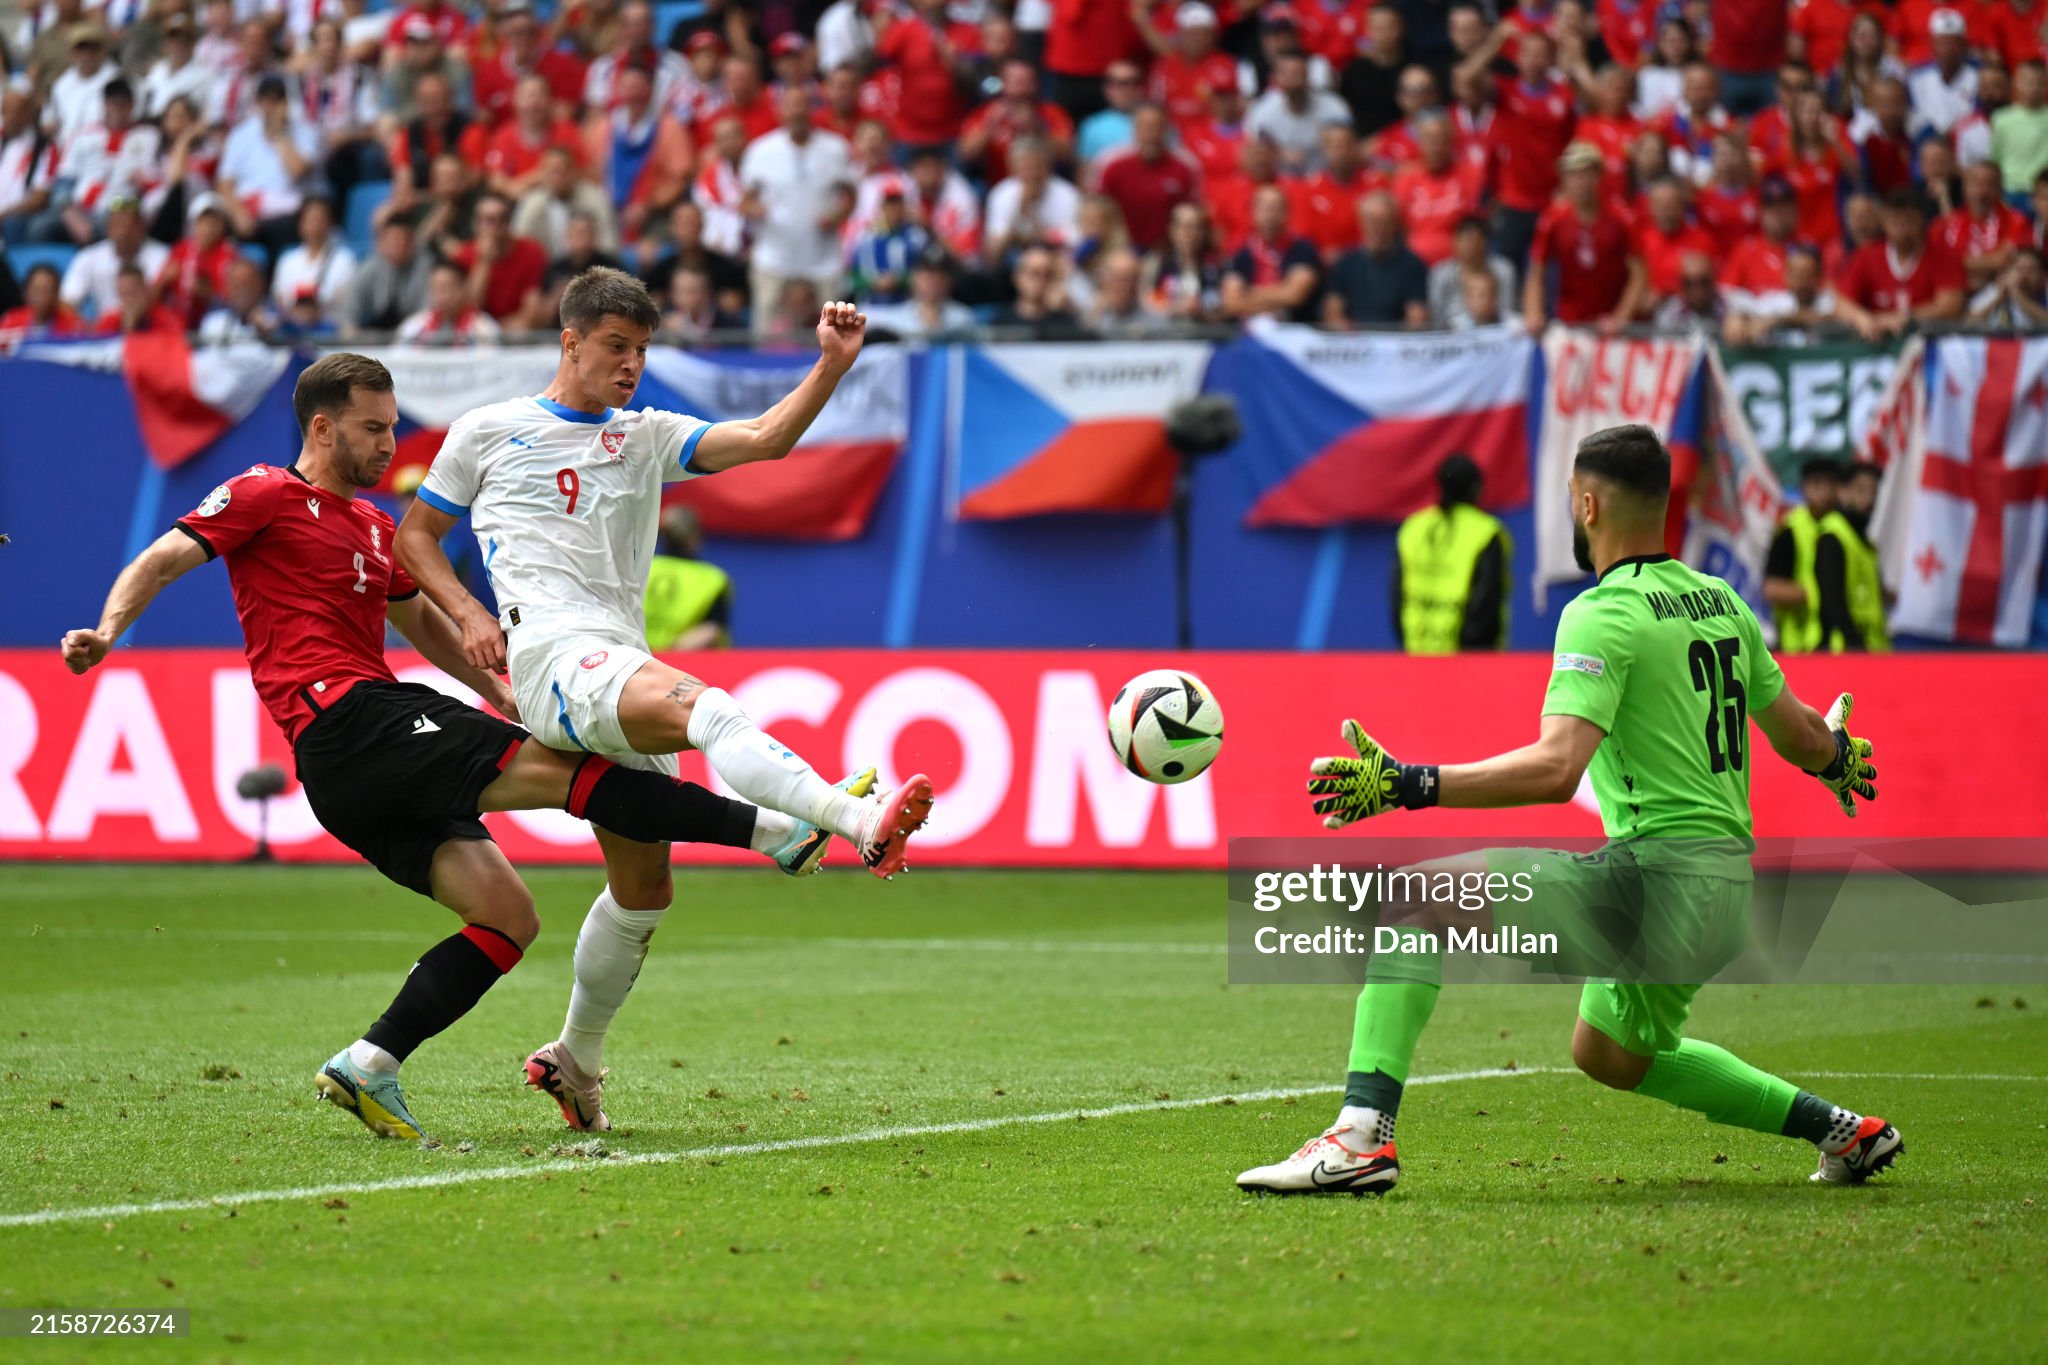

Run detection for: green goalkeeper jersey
[[1542, 554, 1786, 864]]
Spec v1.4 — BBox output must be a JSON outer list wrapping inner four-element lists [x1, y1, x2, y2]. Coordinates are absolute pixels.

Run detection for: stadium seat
[[4, 243, 77, 280], [346, 180, 393, 258], [653, 0, 704, 44], [239, 241, 270, 271]]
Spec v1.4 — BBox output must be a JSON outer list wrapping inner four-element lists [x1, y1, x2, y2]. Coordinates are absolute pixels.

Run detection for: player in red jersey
[[60, 354, 835, 1143]]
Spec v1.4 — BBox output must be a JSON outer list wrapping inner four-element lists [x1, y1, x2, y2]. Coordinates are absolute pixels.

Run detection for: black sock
[[566, 756, 758, 847], [1343, 1069, 1404, 1118], [362, 925, 523, 1063], [1780, 1089, 1848, 1144]]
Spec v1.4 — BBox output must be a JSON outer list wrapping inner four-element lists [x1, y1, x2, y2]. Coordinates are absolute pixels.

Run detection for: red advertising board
[[0, 650, 2041, 868]]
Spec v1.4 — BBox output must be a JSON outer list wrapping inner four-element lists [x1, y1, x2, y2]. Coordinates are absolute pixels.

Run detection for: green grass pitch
[[3, 865, 2044, 1362]]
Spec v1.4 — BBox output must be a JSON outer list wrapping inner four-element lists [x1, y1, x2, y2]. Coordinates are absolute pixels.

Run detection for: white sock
[[749, 808, 798, 854], [686, 687, 864, 839], [1337, 1104, 1394, 1146], [348, 1040, 400, 1074], [559, 887, 665, 1074]]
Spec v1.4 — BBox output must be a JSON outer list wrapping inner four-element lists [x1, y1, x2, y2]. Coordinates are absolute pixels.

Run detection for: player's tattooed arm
[[61, 530, 209, 675], [395, 498, 508, 674], [689, 302, 867, 472]]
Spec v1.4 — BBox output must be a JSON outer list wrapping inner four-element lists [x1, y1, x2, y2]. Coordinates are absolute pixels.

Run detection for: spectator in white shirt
[[51, 78, 160, 243], [138, 12, 210, 119], [398, 257, 502, 343], [1245, 51, 1351, 174], [512, 145, 619, 257], [1906, 9, 1979, 137], [270, 195, 356, 315], [0, 88, 59, 246], [865, 243, 978, 338], [216, 74, 319, 251], [983, 135, 1083, 262], [1726, 243, 1839, 342], [44, 22, 118, 141], [197, 253, 285, 342], [59, 195, 169, 317], [738, 82, 854, 332]]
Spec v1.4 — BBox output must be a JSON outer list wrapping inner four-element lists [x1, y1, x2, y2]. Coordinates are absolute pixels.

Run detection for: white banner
[[640, 343, 909, 441], [1241, 318, 1530, 418], [1534, 327, 1702, 608], [340, 343, 562, 428]]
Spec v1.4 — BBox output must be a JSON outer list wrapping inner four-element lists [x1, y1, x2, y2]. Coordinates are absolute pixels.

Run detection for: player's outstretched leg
[[1572, 1005, 1903, 1184], [1238, 874, 1448, 1195], [317, 840, 535, 1141], [617, 666, 933, 879]]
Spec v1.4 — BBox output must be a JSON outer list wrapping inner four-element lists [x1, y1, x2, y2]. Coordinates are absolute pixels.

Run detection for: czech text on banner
[[1533, 326, 1702, 608], [1213, 320, 1532, 527], [948, 341, 1214, 519], [1890, 335, 2048, 647]]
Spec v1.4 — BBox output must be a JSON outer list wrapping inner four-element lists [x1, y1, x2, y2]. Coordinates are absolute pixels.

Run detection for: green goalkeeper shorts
[[1482, 845, 1754, 1056]]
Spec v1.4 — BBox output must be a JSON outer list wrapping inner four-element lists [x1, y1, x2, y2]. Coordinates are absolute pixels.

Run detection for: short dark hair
[[1437, 452, 1482, 507], [22, 262, 58, 287], [559, 265, 660, 333], [1799, 456, 1844, 485], [1882, 185, 1928, 215], [1573, 424, 1671, 504], [293, 352, 393, 438]]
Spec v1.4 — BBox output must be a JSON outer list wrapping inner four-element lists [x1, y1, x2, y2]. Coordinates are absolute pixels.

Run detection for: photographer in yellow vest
[[1814, 461, 1891, 653], [1762, 458, 1841, 654], [1392, 453, 1510, 654], [643, 505, 734, 652]]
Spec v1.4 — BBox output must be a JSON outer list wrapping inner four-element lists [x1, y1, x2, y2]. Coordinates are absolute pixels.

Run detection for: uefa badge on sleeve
[[197, 484, 232, 517]]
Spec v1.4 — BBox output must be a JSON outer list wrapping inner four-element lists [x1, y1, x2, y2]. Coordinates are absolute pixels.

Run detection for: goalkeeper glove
[[1306, 720, 1441, 829], [1806, 692, 1877, 819]]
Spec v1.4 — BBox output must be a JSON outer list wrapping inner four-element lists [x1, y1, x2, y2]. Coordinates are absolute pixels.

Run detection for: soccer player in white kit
[[395, 267, 932, 1131]]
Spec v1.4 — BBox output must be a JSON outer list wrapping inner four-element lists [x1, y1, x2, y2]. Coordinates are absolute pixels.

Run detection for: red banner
[[0, 650, 2040, 868]]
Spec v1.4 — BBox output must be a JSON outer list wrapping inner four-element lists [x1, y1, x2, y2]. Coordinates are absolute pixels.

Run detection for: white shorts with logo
[[511, 632, 677, 778]]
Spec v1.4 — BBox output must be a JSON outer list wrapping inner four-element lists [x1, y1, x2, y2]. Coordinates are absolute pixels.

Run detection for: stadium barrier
[[1, 649, 2039, 869]]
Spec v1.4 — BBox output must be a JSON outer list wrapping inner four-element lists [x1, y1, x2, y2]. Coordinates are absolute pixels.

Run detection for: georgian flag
[[1890, 335, 2048, 646]]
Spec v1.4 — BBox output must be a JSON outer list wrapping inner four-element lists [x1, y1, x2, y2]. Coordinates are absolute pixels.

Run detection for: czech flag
[[15, 331, 289, 470], [948, 342, 1215, 519], [1211, 321, 1534, 526]]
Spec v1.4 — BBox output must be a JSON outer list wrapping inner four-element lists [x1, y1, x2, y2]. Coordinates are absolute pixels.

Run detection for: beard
[[334, 436, 389, 489], [1572, 519, 1594, 573]]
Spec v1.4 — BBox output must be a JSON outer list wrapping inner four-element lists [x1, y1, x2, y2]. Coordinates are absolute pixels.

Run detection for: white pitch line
[[0, 1066, 1560, 1231], [4, 1065, 2040, 1231]]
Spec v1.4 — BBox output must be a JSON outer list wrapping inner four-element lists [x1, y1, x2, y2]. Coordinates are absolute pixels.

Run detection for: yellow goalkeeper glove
[[1306, 720, 1440, 829], [1807, 692, 1877, 818]]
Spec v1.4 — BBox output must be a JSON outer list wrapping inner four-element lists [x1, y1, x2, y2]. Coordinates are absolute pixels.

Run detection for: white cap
[[187, 190, 225, 223], [1929, 7, 1967, 36], [1176, 2, 1219, 28]]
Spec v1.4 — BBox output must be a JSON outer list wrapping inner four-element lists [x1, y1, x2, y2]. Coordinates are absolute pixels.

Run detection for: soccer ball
[[1106, 669, 1224, 784]]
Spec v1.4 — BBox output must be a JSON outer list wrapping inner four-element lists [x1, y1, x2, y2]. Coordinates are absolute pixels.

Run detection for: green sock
[[1634, 1039, 1798, 1135], [1342, 944, 1442, 1116]]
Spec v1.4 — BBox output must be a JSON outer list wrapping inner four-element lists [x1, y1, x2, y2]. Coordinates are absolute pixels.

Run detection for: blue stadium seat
[[239, 240, 270, 271], [4, 242, 78, 281], [346, 179, 393, 258], [653, 0, 704, 45]]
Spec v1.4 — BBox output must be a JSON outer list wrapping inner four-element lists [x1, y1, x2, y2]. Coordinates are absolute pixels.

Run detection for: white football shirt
[[417, 395, 715, 650]]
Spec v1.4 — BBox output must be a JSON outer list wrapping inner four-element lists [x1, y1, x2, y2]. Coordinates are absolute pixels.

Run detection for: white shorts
[[511, 634, 677, 778]]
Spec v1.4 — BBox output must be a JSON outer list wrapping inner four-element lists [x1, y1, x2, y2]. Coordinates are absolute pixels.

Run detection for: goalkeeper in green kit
[[1237, 424, 1897, 1197]]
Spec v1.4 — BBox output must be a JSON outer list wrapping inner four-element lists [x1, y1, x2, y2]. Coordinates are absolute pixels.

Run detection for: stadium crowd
[[0, 0, 2046, 342]]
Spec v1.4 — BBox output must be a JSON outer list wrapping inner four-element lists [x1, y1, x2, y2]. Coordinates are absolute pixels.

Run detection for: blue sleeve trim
[[679, 420, 714, 475], [416, 485, 468, 516]]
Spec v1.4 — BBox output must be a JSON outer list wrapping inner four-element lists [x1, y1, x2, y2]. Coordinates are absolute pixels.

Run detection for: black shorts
[[294, 680, 530, 897]]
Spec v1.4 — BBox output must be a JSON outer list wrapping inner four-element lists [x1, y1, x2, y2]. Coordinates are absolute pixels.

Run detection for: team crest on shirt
[[600, 429, 626, 457], [369, 525, 382, 554], [197, 484, 231, 516], [580, 650, 609, 669]]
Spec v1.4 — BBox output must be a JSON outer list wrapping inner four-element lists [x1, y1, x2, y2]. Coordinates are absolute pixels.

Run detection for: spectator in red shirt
[[1289, 122, 1386, 254], [1745, 63, 1814, 169], [1889, 0, 1996, 68], [158, 194, 237, 325], [1294, 0, 1374, 66], [1834, 186, 1968, 334], [1367, 67, 1445, 169], [1771, 87, 1855, 249], [1392, 113, 1481, 264], [385, 0, 471, 57], [389, 69, 475, 196], [1722, 174, 1803, 295], [471, 2, 584, 128], [814, 63, 865, 139], [1655, 62, 1733, 183], [872, 0, 981, 150], [697, 54, 780, 147], [1091, 104, 1203, 252], [1788, 0, 1879, 78], [0, 262, 87, 334], [1221, 181, 1323, 321], [1597, 0, 1659, 69], [1853, 77, 1925, 197], [1045, 0, 1145, 121], [1710, 0, 1789, 116], [1525, 142, 1645, 329], [1466, 24, 1577, 270], [1988, 0, 2048, 72], [1635, 175, 1717, 306], [1142, 2, 1241, 132], [451, 190, 548, 327], [485, 74, 585, 199], [1572, 63, 1644, 180], [1696, 132, 1761, 256], [1208, 130, 1282, 252], [1181, 81, 1250, 182], [1936, 159, 2033, 290], [97, 261, 185, 334], [962, 58, 1078, 186]]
